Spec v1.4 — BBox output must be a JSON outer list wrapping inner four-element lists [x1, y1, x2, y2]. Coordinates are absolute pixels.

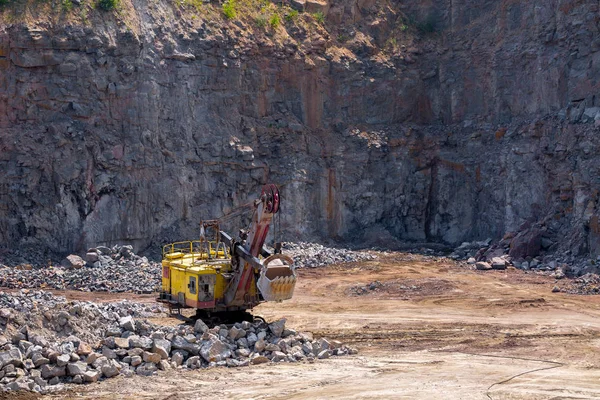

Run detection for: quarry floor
[[37, 253, 600, 399]]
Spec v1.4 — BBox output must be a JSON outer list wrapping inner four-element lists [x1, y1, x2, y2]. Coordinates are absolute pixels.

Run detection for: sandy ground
[[28, 253, 600, 399]]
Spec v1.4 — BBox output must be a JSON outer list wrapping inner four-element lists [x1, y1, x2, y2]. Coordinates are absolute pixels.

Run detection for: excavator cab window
[[189, 276, 197, 294]]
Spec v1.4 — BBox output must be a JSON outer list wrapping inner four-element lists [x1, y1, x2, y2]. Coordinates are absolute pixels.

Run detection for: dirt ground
[[34, 253, 600, 399]]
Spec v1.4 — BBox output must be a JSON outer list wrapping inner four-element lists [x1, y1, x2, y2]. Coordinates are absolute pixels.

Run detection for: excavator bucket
[[257, 254, 297, 302]]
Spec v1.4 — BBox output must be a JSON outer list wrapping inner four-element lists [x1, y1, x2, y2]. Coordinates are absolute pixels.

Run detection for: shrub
[[313, 11, 324, 24], [62, 0, 73, 11], [222, 0, 236, 19], [255, 15, 267, 27], [97, 0, 117, 10], [0, 0, 11, 6], [284, 9, 298, 22], [269, 13, 280, 29]]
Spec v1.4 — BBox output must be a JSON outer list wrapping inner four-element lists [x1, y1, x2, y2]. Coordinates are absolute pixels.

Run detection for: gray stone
[[129, 335, 153, 350], [270, 351, 287, 362], [186, 355, 201, 369], [85, 251, 99, 264], [200, 339, 232, 363], [102, 346, 117, 359], [152, 339, 171, 359], [136, 362, 158, 376], [171, 336, 200, 355], [254, 338, 266, 352], [67, 362, 88, 376], [490, 257, 507, 270], [101, 360, 121, 378], [83, 370, 100, 383], [265, 343, 281, 352], [476, 261, 492, 270], [119, 316, 136, 332], [0, 348, 23, 368], [130, 356, 142, 367], [62, 254, 85, 269], [317, 350, 331, 359], [55, 353, 69, 367], [269, 319, 286, 337], [171, 352, 184, 366], [85, 352, 100, 365], [246, 333, 258, 346], [194, 319, 209, 334], [41, 365, 66, 379]]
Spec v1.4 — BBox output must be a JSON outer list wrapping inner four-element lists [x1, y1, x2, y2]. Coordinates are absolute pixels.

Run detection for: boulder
[[67, 362, 88, 376], [77, 342, 92, 356], [509, 229, 542, 259], [246, 333, 258, 347], [136, 362, 158, 376], [200, 339, 231, 362], [129, 335, 153, 350], [0, 348, 23, 368], [186, 356, 201, 369], [142, 351, 161, 364], [119, 316, 136, 332], [290, 0, 305, 11], [56, 354, 70, 366], [264, 343, 281, 352], [85, 251, 99, 264], [194, 319, 209, 334], [269, 319, 286, 337], [270, 351, 287, 362], [305, 0, 329, 14], [114, 337, 130, 349], [254, 338, 266, 352], [101, 360, 121, 378], [490, 257, 507, 270], [171, 336, 200, 355], [62, 254, 86, 269], [475, 261, 492, 271], [130, 356, 142, 367], [41, 365, 66, 379], [171, 352, 184, 366], [82, 370, 100, 383], [152, 339, 171, 360], [250, 355, 269, 365], [85, 352, 100, 365], [317, 350, 331, 359]]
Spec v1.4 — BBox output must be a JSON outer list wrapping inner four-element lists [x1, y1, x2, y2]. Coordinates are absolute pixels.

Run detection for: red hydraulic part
[[261, 184, 280, 214]]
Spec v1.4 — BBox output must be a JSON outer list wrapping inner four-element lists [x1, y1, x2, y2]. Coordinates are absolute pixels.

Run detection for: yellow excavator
[[157, 184, 297, 319]]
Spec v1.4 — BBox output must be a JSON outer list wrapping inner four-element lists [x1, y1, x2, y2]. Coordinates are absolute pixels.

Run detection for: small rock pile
[[282, 242, 377, 268], [557, 273, 600, 295], [0, 245, 161, 293], [0, 291, 356, 393], [349, 281, 384, 296]]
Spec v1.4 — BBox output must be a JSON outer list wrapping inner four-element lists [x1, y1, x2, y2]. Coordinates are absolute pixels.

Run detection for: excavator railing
[[162, 240, 229, 265]]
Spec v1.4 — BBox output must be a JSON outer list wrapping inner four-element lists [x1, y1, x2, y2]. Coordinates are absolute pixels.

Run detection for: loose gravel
[[0, 290, 356, 394]]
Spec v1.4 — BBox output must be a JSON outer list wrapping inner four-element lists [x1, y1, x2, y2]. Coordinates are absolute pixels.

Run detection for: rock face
[[1, 1, 600, 257]]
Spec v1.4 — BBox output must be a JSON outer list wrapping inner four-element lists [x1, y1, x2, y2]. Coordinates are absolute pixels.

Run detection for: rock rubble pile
[[0, 290, 356, 394], [282, 242, 377, 268], [0, 245, 161, 293]]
